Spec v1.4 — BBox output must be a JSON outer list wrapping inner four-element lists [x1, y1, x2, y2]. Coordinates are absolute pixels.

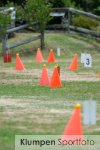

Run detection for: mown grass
[[0, 32, 100, 150], [0, 82, 100, 100]]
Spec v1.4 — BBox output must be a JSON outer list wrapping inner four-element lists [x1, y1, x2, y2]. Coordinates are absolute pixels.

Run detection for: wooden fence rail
[[7, 35, 41, 49], [2, 22, 41, 53], [68, 7, 100, 20], [69, 25, 100, 37], [51, 7, 100, 20], [7, 24, 28, 34], [50, 7, 100, 39]]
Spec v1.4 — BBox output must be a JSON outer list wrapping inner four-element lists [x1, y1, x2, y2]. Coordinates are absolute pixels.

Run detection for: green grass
[[0, 32, 100, 55], [0, 82, 100, 100], [0, 32, 100, 150]]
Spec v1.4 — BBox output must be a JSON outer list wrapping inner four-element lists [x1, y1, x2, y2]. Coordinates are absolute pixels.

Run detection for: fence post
[[2, 34, 7, 53], [67, 9, 71, 33], [67, 8, 73, 33]]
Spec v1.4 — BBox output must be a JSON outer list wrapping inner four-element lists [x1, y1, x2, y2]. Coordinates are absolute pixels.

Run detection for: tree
[[0, 10, 10, 53], [62, 0, 75, 7], [49, 0, 65, 7], [0, 11, 10, 39], [17, 0, 51, 50]]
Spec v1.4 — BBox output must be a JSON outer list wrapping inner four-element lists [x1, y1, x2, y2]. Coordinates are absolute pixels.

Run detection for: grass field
[[0, 32, 100, 150]]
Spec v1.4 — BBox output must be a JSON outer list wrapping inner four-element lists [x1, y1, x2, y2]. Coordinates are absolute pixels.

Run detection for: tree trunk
[[40, 30, 45, 50]]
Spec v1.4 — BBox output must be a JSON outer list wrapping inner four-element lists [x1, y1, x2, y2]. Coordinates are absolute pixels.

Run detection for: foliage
[[5, 0, 52, 49], [15, 0, 52, 49], [49, 0, 100, 15], [0, 11, 10, 38], [1, 0, 100, 15], [49, 0, 75, 8], [72, 15, 100, 30], [16, 0, 51, 31], [62, 0, 75, 7], [94, 6, 100, 15], [6, 0, 51, 32], [71, 0, 100, 14], [49, 0, 64, 7]]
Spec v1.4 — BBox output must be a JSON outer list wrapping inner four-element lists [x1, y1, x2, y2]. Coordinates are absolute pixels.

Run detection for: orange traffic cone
[[35, 48, 44, 62], [68, 54, 78, 71], [97, 75, 100, 78], [48, 49, 55, 63], [50, 66, 62, 88], [62, 104, 83, 141], [97, 73, 100, 78], [16, 53, 25, 70], [39, 64, 50, 86]]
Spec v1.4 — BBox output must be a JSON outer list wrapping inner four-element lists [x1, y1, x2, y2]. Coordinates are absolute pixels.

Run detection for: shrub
[[72, 15, 99, 30], [0, 12, 10, 38], [94, 7, 100, 16]]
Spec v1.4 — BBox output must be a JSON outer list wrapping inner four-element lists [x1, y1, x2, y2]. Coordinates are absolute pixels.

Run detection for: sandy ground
[[0, 96, 100, 133], [0, 68, 100, 85], [0, 96, 72, 132]]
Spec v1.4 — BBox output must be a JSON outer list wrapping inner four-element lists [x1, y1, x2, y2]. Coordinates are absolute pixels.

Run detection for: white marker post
[[10, 7, 16, 30], [84, 54, 92, 68], [83, 100, 96, 125], [11, 9, 16, 20], [81, 53, 86, 63], [57, 48, 61, 56]]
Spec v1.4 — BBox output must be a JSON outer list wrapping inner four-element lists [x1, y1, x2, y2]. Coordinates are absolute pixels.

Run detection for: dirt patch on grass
[[0, 97, 71, 131], [61, 72, 100, 81], [0, 67, 100, 85], [0, 96, 100, 133], [0, 79, 33, 84]]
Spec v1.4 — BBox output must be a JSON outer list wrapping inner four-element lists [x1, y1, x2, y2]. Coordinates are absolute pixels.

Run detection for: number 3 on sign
[[84, 54, 92, 67], [86, 58, 90, 65]]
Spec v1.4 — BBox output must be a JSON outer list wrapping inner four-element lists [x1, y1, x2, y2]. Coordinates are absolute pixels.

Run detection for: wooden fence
[[1, 7, 100, 53], [1, 8, 41, 53], [2, 23, 41, 53], [50, 7, 100, 38]]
